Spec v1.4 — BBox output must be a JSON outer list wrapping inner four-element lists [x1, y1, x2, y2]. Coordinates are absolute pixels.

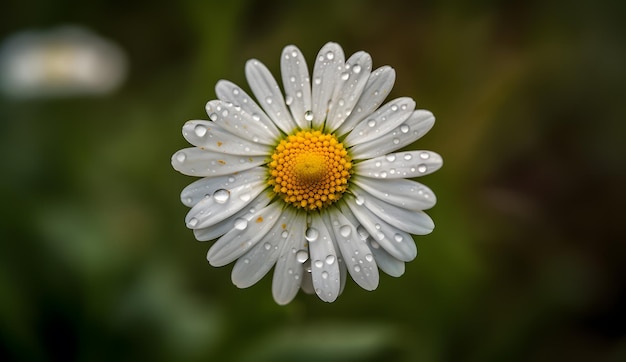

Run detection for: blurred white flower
[[0, 26, 128, 98], [172, 42, 442, 304]]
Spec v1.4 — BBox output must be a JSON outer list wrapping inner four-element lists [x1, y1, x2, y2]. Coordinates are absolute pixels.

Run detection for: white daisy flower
[[172, 42, 442, 304]]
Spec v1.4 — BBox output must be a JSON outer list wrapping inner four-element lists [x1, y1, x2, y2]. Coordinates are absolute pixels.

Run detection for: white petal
[[300, 270, 315, 295], [231, 209, 295, 288], [350, 109, 435, 160], [207, 201, 282, 267], [307, 215, 340, 302], [193, 192, 272, 241], [272, 211, 308, 305], [215, 80, 281, 140], [311, 42, 345, 129], [245, 59, 296, 133], [343, 198, 417, 262], [185, 178, 267, 230], [344, 97, 415, 146], [326, 207, 379, 291], [355, 150, 443, 179], [182, 120, 271, 156], [205, 100, 275, 145], [353, 177, 437, 211], [325, 51, 372, 132], [366, 238, 405, 277], [171, 147, 266, 177], [321, 213, 349, 296], [335, 66, 396, 137], [180, 167, 266, 207], [280, 45, 312, 129], [349, 188, 434, 235]]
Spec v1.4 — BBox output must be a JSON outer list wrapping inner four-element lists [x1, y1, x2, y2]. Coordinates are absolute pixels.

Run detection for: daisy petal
[[245, 59, 296, 133], [353, 177, 437, 211], [350, 109, 435, 160], [171, 147, 266, 177], [344, 198, 417, 262], [367, 238, 406, 277], [205, 100, 275, 145], [215, 80, 281, 139], [185, 178, 267, 230], [207, 201, 282, 267], [311, 42, 345, 129], [273, 211, 308, 305], [336, 66, 396, 137], [344, 97, 415, 146], [325, 51, 372, 132], [355, 150, 443, 179], [231, 209, 295, 288], [281, 45, 312, 129], [307, 215, 341, 302], [321, 213, 349, 296], [182, 120, 271, 156], [180, 167, 266, 207], [350, 186, 434, 235], [327, 207, 379, 290], [193, 192, 272, 241]]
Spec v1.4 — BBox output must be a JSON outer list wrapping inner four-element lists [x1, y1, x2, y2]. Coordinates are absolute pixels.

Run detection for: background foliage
[[1, 0, 625, 361]]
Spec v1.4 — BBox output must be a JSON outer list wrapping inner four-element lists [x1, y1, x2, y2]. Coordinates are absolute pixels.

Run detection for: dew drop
[[400, 124, 410, 133], [418, 164, 428, 173], [340, 72, 350, 80], [285, 96, 293, 105], [252, 114, 261, 121], [394, 233, 404, 242], [187, 217, 198, 228], [304, 110, 314, 121], [232, 88, 240, 95], [291, 50, 298, 58], [243, 258, 250, 264], [352, 64, 362, 73], [314, 260, 324, 268], [365, 254, 374, 262], [228, 176, 236, 183], [339, 225, 352, 237], [325, 255, 336, 265], [370, 240, 380, 249], [380, 171, 388, 178], [213, 189, 230, 203], [194, 124, 207, 137], [355, 196, 365, 205], [209, 113, 218, 121], [391, 105, 398, 112], [321, 271, 329, 279], [326, 51, 334, 60], [296, 90, 303, 98], [404, 153, 413, 160], [420, 152, 430, 159], [305, 227, 319, 242], [367, 119, 376, 127], [289, 76, 296, 82], [392, 138, 400, 144], [314, 77, 321, 85], [175, 151, 186, 163], [296, 250, 308, 263], [353, 265, 361, 273], [281, 230, 289, 238], [386, 154, 396, 162], [234, 218, 248, 230], [264, 242, 272, 251], [265, 96, 273, 105]]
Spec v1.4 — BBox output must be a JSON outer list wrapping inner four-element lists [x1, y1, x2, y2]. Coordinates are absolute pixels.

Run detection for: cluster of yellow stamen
[[268, 130, 352, 210]]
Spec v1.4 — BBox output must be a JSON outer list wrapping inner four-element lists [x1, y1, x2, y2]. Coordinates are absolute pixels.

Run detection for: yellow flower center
[[268, 130, 352, 210]]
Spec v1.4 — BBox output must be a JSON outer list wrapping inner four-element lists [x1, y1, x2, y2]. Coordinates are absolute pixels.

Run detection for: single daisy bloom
[[172, 42, 442, 304]]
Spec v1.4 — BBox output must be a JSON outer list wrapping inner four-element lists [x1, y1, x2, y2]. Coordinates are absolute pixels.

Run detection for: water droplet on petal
[[285, 96, 293, 105], [175, 151, 186, 163], [339, 225, 352, 237], [252, 114, 261, 121], [234, 218, 248, 230], [194, 124, 207, 137], [325, 255, 336, 265], [314, 77, 321, 85], [296, 90, 303, 98], [264, 242, 272, 250], [353, 265, 361, 272], [187, 217, 198, 228], [265, 96, 273, 104], [380, 171, 388, 178], [404, 153, 412, 160], [340, 72, 349, 80], [394, 233, 404, 242], [418, 164, 428, 173], [305, 227, 319, 242], [314, 260, 323, 268], [213, 189, 230, 203], [365, 254, 373, 262], [289, 76, 296, 82], [296, 250, 308, 263], [353, 64, 362, 73], [367, 119, 376, 127], [321, 271, 328, 279], [386, 154, 396, 162], [400, 124, 410, 133], [391, 105, 398, 111], [326, 51, 334, 60], [281, 230, 289, 238], [420, 152, 430, 159], [304, 110, 314, 121], [392, 138, 400, 144]]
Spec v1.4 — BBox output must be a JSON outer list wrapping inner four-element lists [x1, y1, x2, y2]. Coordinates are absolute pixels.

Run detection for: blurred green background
[[1, 0, 625, 361]]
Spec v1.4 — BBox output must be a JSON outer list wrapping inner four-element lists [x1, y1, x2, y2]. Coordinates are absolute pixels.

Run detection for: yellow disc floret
[[268, 130, 352, 210]]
